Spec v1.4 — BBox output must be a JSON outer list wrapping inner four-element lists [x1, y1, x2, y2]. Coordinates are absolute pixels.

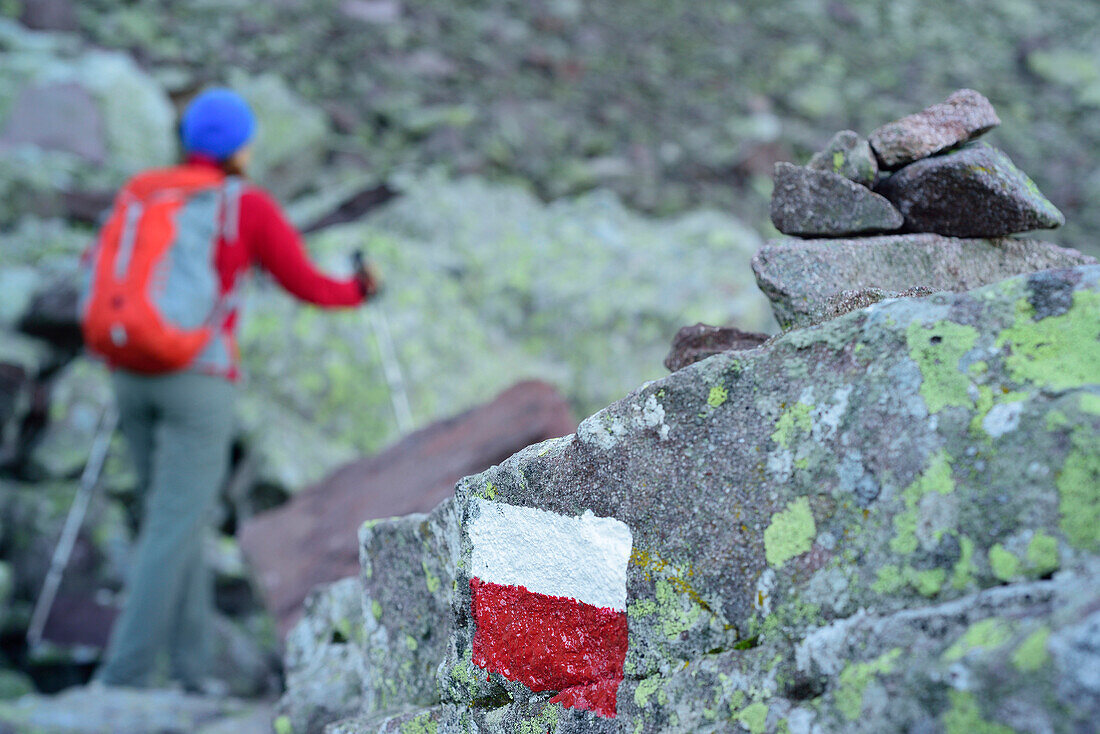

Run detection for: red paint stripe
[[470, 578, 627, 719]]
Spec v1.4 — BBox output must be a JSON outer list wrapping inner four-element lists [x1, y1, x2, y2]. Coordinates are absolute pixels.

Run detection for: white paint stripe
[[468, 498, 632, 611]]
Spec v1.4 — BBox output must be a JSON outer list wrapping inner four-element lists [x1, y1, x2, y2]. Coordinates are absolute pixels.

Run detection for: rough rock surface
[[869, 89, 1001, 169], [877, 142, 1066, 237], [769, 162, 902, 237], [807, 130, 878, 188], [239, 381, 574, 635], [277, 578, 370, 734], [358, 503, 458, 716], [822, 286, 937, 323], [752, 233, 1095, 329], [664, 324, 770, 373], [0, 685, 272, 733], [313, 265, 1100, 733]]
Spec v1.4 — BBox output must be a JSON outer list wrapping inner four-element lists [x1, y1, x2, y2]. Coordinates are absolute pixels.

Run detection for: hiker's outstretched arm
[[242, 188, 365, 307]]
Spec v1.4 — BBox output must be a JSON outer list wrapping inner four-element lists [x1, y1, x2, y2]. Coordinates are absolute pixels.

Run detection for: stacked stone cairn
[[756, 89, 1092, 329]]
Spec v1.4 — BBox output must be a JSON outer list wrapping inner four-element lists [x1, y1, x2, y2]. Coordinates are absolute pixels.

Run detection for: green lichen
[[996, 291, 1100, 391], [628, 599, 657, 618], [969, 385, 994, 435], [942, 690, 1016, 734], [400, 712, 439, 734], [404, 634, 419, 651], [891, 451, 955, 554], [912, 568, 946, 597], [874, 564, 945, 597], [942, 618, 1013, 662], [832, 151, 845, 172], [988, 544, 1020, 581], [655, 578, 702, 637], [771, 402, 812, 449], [274, 715, 293, 734], [735, 701, 769, 733], [479, 481, 497, 501], [1046, 409, 1070, 431], [951, 535, 976, 590], [449, 649, 481, 700], [872, 565, 904, 594], [763, 497, 816, 567], [1057, 428, 1100, 550], [1011, 626, 1052, 672], [371, 599, 383, 622], [633, 675, 667, 708], [516, 704, 559, 734], [906, 320, 979, 413], [708, 385, 729, 408], [422, 560, 441, 593], [1080, 393, 1100, 415], [1026, 531, 1059, 575], [835, 649, 901, 721]]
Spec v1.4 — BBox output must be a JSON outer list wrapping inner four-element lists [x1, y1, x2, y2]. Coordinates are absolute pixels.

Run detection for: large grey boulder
[[751, 233, 1095, 329], [807, 130, 878, 188], [442, 265, 1100, 731], [769, 162, 903, 237], [877, 143, 1066, 237], [319, 264, 1100, 732], [869, 89, 1001, 169]]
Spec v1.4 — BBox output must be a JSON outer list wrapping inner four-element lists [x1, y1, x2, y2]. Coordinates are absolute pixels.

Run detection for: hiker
[[82, 88, 377, 690]]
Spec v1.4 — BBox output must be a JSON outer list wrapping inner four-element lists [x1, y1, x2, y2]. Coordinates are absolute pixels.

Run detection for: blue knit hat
[[181, 88, 256, 160]]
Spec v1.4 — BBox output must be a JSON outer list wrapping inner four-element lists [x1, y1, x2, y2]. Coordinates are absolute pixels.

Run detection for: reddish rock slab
[[238, 381, 576, 636], [869, 88, 1001, 169], [664, 324, 770, 372]]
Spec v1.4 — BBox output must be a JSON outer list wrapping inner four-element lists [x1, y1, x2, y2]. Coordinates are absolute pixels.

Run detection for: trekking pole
[[27, 400, 119, 650], [354, 250, 414, 434]]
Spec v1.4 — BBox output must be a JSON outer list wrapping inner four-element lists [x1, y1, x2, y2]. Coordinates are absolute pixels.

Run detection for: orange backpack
[[82, 166, 242, 374]]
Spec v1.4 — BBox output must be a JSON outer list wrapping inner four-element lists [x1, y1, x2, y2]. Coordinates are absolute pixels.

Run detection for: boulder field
[[281, 264, 1100, 733]]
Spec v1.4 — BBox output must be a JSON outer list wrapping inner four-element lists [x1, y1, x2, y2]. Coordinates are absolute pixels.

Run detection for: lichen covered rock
[[751, 233, 1094, 329], [769, 162, 902, 237], [333, 265, 1100, 732], [807, 130, 878, 188], [877, 142, 1066, 237]]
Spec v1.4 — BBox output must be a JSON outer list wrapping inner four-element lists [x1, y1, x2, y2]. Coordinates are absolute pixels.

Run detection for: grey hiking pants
[[98, 370, 235, 687]]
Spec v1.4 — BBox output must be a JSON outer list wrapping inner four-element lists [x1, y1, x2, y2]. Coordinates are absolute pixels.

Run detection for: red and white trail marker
[[467, 498, 633, 719]]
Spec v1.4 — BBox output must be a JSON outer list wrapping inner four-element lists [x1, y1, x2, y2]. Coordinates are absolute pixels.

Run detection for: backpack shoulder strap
[[220, 176, 244, 242]]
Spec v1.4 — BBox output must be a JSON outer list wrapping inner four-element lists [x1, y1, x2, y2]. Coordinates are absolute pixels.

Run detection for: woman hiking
[[82, 88, 376, 690]]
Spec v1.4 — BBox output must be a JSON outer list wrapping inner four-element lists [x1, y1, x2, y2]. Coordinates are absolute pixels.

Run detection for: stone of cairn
[[752, 89, 1095, 330]]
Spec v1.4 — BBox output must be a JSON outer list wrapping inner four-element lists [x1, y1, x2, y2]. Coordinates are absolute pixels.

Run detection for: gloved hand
[[353, 250, 381, 299]]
